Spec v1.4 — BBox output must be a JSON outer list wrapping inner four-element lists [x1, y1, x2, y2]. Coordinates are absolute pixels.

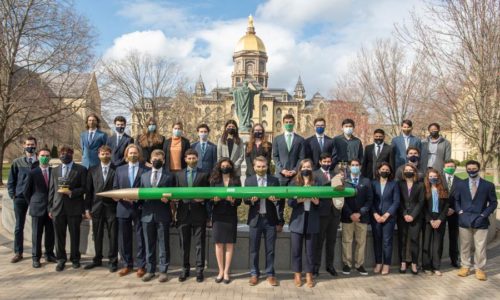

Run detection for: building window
[[231, 104, 235, 116], [288, 108, 294, 115], [205, 107, 211, 115], [276, 108, 282, 118], [262, 120, 268, 129], [262, 104, 268, 118], [236, 77, 241, 83]]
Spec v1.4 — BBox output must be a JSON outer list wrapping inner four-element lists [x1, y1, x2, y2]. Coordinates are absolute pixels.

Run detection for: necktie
[[103, 167, 108, 181], [405, 136, 409, 149], [258, 177, 264, 187], [187, 169, 193, 187], [42, 169, 49, 187], [471, 179, 477, 199], [129, 165, 135, 187], [201, 143, 206, 156], [319, 137, 324, 150], [28, 157, 33, 164], [117, 135, 121, 145], [376, 145, 381, 157], [353, 177, 358, 186], [62, 165, 67, 178], [152, 171, 158, 187], [286, 134, 292, 151], [324, 171, 330, 181], [89, 131, 94, 143], [447, 176, 452, 190]]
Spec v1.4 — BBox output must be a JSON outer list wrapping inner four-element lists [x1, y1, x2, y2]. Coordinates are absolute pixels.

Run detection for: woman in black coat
[[209, 158, 241, 284]]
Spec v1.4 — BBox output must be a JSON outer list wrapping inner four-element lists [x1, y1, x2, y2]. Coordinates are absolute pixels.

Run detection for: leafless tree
[[0, 0, 96, 183], [397, 0, 500, 182], [333, 38, 439, 138]]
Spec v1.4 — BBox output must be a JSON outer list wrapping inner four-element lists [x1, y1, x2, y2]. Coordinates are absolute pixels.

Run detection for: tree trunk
[[0, 142, 5, 186]]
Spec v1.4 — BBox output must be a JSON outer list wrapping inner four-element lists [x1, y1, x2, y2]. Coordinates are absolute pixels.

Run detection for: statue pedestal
[[239, 132, 250, 143]]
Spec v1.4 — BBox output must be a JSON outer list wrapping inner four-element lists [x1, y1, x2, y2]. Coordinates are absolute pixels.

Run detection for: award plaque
[[58, 177, 70, 193]]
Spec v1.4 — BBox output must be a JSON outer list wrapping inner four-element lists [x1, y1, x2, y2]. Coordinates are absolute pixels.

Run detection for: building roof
[[40, 73, 93, 98], [234, 15, 266, 53]]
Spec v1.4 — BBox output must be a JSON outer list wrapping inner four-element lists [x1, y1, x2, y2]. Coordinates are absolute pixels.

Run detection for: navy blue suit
[[371, 180, 400, 265], [106, 133, 134, 167], [391, 134, 422, 171], [443, 174, 462, 263], [341, 176, 373, 224], [24, 167, 55, 261], [288, 181, 320, 273], [304, 134, 334, 170], [191, 141, 217, 173], [113, 163, 147, 269], [140, 169, 175, 274], [80, 130, 108, 169], [244, 174, 282, 277], [455, 178, 497, 229]]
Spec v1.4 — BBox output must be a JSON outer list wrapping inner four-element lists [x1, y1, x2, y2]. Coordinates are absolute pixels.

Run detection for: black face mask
[[115, 126, 125, 134], [152, 160, 164, 169], [301, 169, 312, 177], [227, 128, 236, 135], [25, 146, 36, 154], [60, 154, 73, 164], [379, 171, 390, 179], [430, 131, 440, 138], [374, 139, 384, 145], [253, 131, 264, 138], [404, 171, 415, 178], [221, 167, 233, 174], [408, 155, 419, 163], [321, 164, 331, 171]]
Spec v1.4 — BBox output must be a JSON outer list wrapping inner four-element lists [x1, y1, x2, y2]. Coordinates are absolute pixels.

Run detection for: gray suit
[[272, 132, 305, 185], [419, 136, 451, 173], [217, 138, 245, 176]]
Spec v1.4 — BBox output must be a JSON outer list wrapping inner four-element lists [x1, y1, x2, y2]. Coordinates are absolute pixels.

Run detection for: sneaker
[[475, 269, 487, 281], [356, 266, 368, 276], [457, 267, 470, 277], [342, 265, 351, 275]]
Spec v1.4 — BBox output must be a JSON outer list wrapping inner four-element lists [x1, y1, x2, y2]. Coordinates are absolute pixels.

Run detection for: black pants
[[178, 223, 206, 274], [422, 221, 446, 270], [314, 212, 340, 272], [91, 207, 118, 265], [31, 214, 55, 260], [291, 212, 317, 273], [13, 198, 29, 255], [397, 216, 422, 264], [53, 214, 82, 263], [446, 213, 459, 263]]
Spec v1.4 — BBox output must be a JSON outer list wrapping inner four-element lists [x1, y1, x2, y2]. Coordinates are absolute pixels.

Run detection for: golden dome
[[234, 15, 266, 53]]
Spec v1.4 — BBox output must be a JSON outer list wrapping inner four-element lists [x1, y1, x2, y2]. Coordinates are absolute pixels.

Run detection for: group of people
[[7, 113, 497, 288]]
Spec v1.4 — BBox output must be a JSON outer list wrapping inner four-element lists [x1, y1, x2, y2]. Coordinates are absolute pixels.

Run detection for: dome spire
[[247, 15, 255, 34]]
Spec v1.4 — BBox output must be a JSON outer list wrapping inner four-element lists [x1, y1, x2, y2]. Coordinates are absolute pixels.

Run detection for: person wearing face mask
[[244, 156, 282, 287], [113, 144, 148, 278], [174, 149, 210, 283], [371, 162, 400, 275], [422, 169, 449, 276], [312, 153, 343, 277], [139, 150, 176, 283], [332, 119, 364, 170], [106, 116, 134, 167], [84, 146, 118, 272], [136, 117, 165, 168], [163, 121, 191, 172], [289, 159, 321, 288], [441, 160, 462, 268], [209, 158, 242, 284], [391, 119, 422, 171], [191, 124, 217, 173], [395, 146, 425, 181], [304, 118, 334, 170], [455, 160, 497, 281], [361, 129, 394, 180], [245, 123, 272, 177], [396, 164, 424, 275], [420, 123, 451, 173], [48, 145, 87, 272], [7, 136, 40, 263], [24, 147, 55, 268], [217, 120, 245, 176], [80, 114, 108, 169], [341, 159, 373, 276]]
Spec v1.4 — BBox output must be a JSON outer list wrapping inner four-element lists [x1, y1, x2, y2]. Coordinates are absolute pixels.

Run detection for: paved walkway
[[0, 220, 499, 300]]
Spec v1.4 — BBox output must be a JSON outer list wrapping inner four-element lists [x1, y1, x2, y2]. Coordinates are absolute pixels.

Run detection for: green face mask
[[284, 124, 294, 132], [443, 167, 455, 175], [39, 156, 50, 165]]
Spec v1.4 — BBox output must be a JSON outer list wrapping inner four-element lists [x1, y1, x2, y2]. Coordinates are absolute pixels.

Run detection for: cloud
[[104, 0, 425, 97]]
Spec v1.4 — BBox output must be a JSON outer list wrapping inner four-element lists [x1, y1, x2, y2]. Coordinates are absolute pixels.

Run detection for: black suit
[[422, 194, 449, 271], [397, 181, 424, 264], [106, 133, 134, 167], [361, 143, 393, 180], [24, 166, 55, 261], [443, 174, 461, 264], [48, 162, 87, 264], [244, 175, 282, 277], [163, 137, 191, 171], [313, 168, 341, 273], [174, 168, 210, 274], [304, 135, 334, 170], [141, 169, 176, 274], [86, 164, 118, 265]]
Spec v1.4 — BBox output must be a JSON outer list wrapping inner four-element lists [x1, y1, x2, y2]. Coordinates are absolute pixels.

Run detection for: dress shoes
[[158, 273, 168, 283], [249, 276, 258, 286], [142, 273, 155, 282], [56, 262, 65, 272], [326, 267, 338, 276], [10, 254, 23, 263], [136, 268, 146, 278], [84, 262, 102, 270], [178, 272, 189, 282], [72, 262, 81, 269], [267, 276, 278, 286], [294, 272, 302, 287], [305, 273, 314, 288], [109, 263, 118, 273], [196, 273, 204, 282], [45, 255, 57, 263], [118, 267, 132, 277], [32, 260, 41, 268]]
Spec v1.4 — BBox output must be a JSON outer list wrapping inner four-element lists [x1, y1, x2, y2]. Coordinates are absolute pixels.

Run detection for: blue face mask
[[115, 126, 125, 134], [148, 125, 156, 133], [315, 127, 325, 135], [467, 170, 479, 178], [350, 166, 360, 175], [429, 177, 439, 185]]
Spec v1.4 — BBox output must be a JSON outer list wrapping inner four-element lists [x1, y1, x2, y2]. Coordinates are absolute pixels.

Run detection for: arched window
[[230, 104, 235, 116], [205, 107, 211, 115], [288, 108, 294, 115], [245, 62, 254, 76], [276, 108, 282, 118], [262, 121, 268, 129], [262, 104, 268, 118]]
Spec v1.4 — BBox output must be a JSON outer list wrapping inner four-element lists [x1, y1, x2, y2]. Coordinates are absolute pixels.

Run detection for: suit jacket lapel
[[178, 170, 187, 187], [133, 166, 143, 187]]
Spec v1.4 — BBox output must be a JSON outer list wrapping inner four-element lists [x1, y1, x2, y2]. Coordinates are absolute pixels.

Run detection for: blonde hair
[[124, 144, 143, 162]]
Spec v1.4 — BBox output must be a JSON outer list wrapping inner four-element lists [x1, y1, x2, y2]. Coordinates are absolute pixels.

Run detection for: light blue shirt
[[431, 187, 439, 213]]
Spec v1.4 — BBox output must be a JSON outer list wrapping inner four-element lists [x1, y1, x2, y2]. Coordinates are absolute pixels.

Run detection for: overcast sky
[[76, 0, 424, 97]]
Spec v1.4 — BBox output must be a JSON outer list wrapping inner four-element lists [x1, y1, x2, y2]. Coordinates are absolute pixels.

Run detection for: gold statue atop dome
[[248, 15, 254, 28]]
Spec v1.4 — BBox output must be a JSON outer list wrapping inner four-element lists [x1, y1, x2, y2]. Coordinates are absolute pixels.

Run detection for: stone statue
[[232, 80, 262, 132]]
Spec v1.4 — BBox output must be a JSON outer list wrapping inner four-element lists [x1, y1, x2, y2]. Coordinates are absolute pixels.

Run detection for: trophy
[[58, 176, 70, 193], [331, 161, 347, 210]]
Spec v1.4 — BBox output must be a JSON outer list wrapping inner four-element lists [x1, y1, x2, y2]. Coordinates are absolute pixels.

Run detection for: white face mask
[[343, 127, 353, 135]]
